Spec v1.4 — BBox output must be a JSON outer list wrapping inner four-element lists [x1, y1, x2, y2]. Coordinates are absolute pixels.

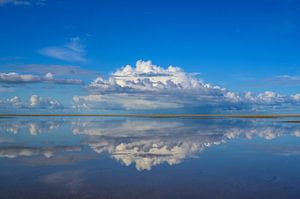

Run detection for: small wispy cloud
[[267, 75, 300, 86], [0, 0, 45, 6], [0, 72, 83, 84], [3, 64, 94, 76], [39, 37, 87, 62]]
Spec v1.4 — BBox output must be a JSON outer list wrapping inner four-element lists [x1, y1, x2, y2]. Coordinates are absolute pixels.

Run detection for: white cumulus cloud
[[73, 60, 300, 111], [0, 95, 62, 109]]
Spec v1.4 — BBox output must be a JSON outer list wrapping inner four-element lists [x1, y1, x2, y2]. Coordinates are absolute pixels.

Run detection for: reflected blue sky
[[0, 117, 300, 198]]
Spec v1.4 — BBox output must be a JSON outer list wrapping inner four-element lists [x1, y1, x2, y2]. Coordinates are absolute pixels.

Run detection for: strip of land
[[1, 114, 300, 118], [283, 120, 300, 123]]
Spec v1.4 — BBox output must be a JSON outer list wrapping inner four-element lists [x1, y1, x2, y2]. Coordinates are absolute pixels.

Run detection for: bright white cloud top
[[1, 60, 300, 112], [73, 60, 300, 111]]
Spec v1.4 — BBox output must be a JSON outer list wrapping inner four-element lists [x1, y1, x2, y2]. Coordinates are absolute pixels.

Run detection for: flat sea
[[0, 116, 299, 198]]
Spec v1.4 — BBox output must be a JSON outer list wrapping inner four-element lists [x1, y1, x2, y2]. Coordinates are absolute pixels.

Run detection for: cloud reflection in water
[[0, 118, 300, 170]]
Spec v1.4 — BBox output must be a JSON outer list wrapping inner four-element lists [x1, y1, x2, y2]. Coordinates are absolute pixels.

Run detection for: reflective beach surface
[[0, 117, 300, 199]]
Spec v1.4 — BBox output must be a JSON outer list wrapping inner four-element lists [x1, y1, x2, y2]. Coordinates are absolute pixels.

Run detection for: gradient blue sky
[[0, 0, 300, 113]]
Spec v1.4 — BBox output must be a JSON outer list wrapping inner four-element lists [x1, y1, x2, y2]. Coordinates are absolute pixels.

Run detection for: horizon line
[[1, 113, 300, 118]]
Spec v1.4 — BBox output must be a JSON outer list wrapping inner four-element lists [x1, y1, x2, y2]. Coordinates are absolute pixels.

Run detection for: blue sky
[[0, 0, 300, 113]]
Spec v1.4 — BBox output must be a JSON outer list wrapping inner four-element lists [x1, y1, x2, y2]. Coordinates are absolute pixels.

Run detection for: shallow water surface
[[0, 117, 300, 198]]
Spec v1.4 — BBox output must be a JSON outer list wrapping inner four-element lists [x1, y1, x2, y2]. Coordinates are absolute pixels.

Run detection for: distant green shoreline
[[1, 114, 300, 118]]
